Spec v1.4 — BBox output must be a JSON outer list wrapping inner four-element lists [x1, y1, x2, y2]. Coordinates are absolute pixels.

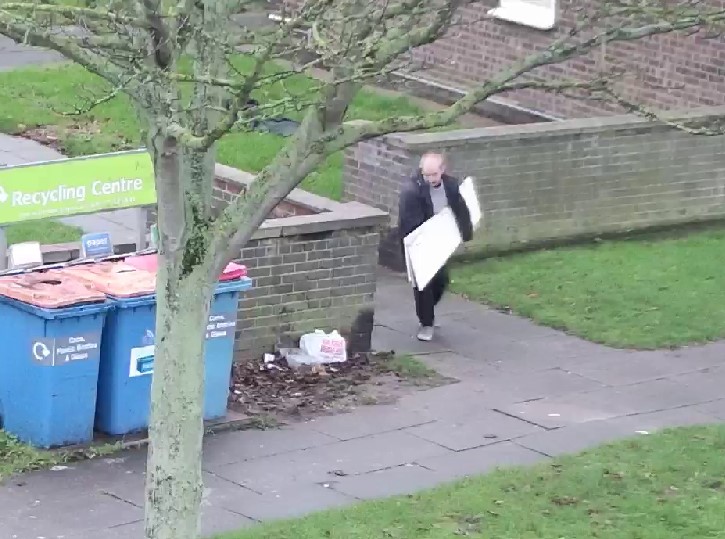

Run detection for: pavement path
[[0, 35, 63, 71], [2, 269, 725, 538]]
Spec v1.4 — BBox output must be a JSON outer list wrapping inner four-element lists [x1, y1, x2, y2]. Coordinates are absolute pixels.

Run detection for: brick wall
[[280, 0, 725, 120], [212, 167, 317, 219], [134, 164, 387, 360], [343, 107, 725, 269], [235, 226, 380, 360], [214, 165, 387, 360]]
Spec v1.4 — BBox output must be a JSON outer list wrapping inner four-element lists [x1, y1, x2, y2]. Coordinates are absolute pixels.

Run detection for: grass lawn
[[5, 219, 83, 245], [0, 58, 425, 201], [217, 424, 725, 539], [450, 227, 725, 349]]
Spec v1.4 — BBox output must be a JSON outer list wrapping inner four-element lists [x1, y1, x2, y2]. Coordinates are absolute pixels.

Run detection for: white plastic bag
[[299, 329, 347, 364]]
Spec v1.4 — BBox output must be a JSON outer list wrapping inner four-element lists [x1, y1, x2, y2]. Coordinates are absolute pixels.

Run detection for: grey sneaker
[[417, 326, 434, 342]]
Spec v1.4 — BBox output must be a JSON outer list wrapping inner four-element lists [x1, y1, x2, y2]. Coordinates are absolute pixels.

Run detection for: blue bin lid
[[0, 294, 113, 320], [110, 277, 252, 308]]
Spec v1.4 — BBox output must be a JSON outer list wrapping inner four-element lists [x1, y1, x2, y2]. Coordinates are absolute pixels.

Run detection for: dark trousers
[[414, 265, 450, 327]]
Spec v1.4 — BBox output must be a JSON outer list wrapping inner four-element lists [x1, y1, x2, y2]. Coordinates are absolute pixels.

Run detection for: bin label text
[[81, 232, 113, 258], [31, 333, 101, 366], [205, 312, 237, 340]]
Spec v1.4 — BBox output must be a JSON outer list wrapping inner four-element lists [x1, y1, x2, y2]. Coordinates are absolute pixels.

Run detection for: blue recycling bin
[[95, 278, 251, 435], [0, 297, 111, 448]]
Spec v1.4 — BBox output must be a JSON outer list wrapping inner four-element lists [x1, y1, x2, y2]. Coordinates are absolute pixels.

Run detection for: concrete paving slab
[[207, 430, 452, 493], [562, 351, 702, 386], [76, 520, 144, 539], [200, 506, 257, 534], [372, 324, 451, 354], [515, 420, 639, 457], [0, 35, 64, 70], [95, 462, 265, 510], [215, 483, 357, 522], [436, 329, 588, 373], [516, 406, 720, 457], [5, 450, 147, 502], [405, 409, 543, 451], [73, 506, 254, 539], [670, 366, 725, 398], [415, 351, 506, 380], [668, 340, 725, 370], [4, 490, 142, 538], [305, 405, 436, 441], [416, 441, 548, 479], [203, 425, 338, 467], [495, 398, 623, 429], [573, 378, 724, 415], [395, 382, 502, 420], [472, 367, 606, 404], [448, 306, 566, 341], [328, 464, 450, 500], [498, 378, 723, 429], [691, 399, 725, 420]]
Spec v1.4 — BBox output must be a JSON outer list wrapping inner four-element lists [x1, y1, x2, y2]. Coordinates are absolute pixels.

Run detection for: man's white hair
[[419, 152, 445, 168]]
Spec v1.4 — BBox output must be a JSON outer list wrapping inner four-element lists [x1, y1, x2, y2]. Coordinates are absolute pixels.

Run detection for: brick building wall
[[281, 0, 725, 120], [343, 107, 725, 269]]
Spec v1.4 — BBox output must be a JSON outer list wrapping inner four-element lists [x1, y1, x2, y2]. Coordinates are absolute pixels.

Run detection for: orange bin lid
[[0, 270, 107, 309], [63, 262, 156, 298]]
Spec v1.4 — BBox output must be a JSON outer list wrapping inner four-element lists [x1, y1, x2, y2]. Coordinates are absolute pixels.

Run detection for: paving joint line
[[100, 490, 142, 509], [491, 408, 557, 431]]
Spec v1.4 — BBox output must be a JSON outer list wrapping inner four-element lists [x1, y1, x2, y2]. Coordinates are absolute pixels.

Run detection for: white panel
[[491, 0, 558, 30]]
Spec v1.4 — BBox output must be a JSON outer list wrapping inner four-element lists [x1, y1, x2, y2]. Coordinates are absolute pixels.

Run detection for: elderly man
[[398, 152, 473, 341]]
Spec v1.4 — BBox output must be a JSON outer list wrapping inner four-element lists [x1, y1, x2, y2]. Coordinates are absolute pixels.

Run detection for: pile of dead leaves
[[228, 352, 393, 419]]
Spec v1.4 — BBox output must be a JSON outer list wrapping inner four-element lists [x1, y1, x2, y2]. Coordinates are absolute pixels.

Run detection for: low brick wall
[[213, 165, 386, 360], [344, 106, 725, 270], [40, 164, 388, 360]]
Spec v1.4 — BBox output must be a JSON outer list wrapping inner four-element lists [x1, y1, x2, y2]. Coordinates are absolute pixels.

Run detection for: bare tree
[[0, 0, 723, 538]]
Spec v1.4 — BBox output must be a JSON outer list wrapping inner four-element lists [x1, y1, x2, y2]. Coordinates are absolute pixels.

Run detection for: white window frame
[[488, 0, 558, 31]]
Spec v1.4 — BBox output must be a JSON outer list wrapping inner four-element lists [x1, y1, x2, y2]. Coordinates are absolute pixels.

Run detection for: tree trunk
[[144, 260, 214, 539], [144, 130, 216, 539]]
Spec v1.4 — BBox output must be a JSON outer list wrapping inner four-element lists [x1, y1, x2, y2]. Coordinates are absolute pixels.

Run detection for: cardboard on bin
[[124, 254, 247, 281], [0, 270, 106, 308], [63, 262, 156, 298]]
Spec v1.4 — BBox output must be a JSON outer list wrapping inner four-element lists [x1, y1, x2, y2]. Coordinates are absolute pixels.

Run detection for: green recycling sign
[[0, 150, 156, 226]]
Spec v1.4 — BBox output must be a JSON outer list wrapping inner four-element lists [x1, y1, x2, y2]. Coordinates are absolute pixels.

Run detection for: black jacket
[[398, 171, 474, 245]]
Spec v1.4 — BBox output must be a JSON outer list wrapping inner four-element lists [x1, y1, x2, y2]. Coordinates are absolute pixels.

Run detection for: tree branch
[[0, 11, 144, 95], [0, 2, 154, 26], [325, 4, 725, 151]]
